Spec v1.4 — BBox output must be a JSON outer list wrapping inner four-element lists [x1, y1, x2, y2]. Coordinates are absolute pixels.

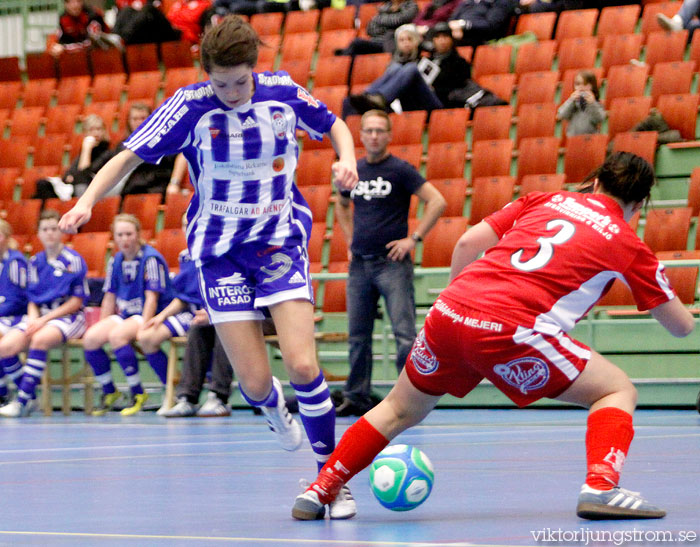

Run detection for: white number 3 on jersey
[[510, 219, 576, 272]]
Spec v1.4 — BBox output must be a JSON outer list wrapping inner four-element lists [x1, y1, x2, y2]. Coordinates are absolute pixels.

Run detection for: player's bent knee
[[285, 360, 319, 383], [240, 377, 274, 401]]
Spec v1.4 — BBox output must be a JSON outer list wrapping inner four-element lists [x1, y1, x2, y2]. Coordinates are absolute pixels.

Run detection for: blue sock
[[144, 350, 168, 384], [84, 348, 115, 394], [240, 380, 277, 407], [1, 356, 23, 385], [291, 372, 336, 472], [113, 344, 143, 395], [17, 349, 47, 405]]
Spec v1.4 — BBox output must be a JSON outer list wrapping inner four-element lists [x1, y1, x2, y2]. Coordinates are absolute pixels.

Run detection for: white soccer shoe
[[261, 377, 302, 451]]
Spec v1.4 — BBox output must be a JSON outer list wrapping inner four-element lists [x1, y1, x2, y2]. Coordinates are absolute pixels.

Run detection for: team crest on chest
[[271, 111, 287, 138], [122, 260, 139, 283], [209, 127, 220, 139], [493, 357, 549, 394], [411, 331, 438, 375]]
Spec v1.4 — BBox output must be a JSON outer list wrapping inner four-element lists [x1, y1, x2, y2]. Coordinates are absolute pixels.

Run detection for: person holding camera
[[557, 70, 606, 137]]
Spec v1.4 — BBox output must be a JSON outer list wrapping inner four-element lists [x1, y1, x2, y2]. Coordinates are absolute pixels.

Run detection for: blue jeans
[[677, 0, 700, 24], [343, 255, 416, 406], [367, 63, 443, 111], [675, 0, 700, 38]]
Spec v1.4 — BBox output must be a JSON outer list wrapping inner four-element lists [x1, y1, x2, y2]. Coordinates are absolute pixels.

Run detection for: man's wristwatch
[[411, 232, 423, 242]]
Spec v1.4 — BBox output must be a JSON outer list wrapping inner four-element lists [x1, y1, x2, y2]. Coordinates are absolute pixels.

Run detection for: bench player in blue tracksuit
[[83, 213, 175, 416], [0, 210, 88, 417]]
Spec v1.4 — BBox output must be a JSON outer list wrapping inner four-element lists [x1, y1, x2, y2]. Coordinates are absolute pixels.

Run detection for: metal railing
[[0, 0, 62, 58]]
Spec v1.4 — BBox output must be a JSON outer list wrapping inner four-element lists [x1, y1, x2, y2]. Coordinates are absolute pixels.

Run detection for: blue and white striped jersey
[[103, 245, 173, 318], [0, 249, 28, 317], [28, 247, 88, 313], [124, 71, 336, 264]]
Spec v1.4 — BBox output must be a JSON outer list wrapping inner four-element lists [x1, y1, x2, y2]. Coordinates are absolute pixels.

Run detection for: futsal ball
[[369, 444, 434, 511]]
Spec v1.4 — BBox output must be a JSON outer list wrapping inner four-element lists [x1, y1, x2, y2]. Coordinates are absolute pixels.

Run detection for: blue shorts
[[15, 312, 87, 342], [197, 242, 313, 324], [164, 310, 194, 336]]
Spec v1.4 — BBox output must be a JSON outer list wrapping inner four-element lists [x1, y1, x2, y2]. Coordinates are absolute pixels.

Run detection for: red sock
[[585, 407, 634, 490], [310, 417, 389, 504]]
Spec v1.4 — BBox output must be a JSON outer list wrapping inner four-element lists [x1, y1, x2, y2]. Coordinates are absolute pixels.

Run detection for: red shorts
[[405, 297, 591, 407]]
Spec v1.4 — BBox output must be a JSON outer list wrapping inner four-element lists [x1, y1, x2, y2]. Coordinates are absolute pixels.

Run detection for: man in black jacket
[[428, 22, 472, 107], [448, 0, 515, 47]]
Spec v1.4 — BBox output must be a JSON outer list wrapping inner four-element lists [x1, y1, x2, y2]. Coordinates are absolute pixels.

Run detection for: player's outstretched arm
[[649, 297, 695, 338], [59, 149, 144, 234], [328, 118, 358, 192], [449, 221, 499, 282]]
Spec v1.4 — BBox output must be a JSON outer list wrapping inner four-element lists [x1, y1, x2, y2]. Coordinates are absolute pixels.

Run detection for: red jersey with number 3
[[442, 191, 675, 335]]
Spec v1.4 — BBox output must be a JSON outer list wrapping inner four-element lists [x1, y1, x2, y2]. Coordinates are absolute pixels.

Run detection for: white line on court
[[0, 531, 533, 547]]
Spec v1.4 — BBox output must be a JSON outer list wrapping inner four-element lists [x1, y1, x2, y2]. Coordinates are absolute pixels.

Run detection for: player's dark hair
[[585, 152, 656, 205], [38, 209, 60, 226], [200, 15, 260, 73]]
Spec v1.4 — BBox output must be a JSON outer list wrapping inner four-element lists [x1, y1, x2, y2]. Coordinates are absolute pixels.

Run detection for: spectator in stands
[[557, 70, 606, 137], [333, 109, 446, 416], [336, 0, 419, 56], [447, 0, 514, 48], [34, 114, 112, 201], [413, 0, 462, 35], [112, 0, 182, 45], [51, 0, 123, 57], [92, 103, 185, 198], [0, 210, 89, 418], [516, 0, 583, 13], [344, 23, 471, 116], [424, 22, 472, 107], [657, 1, 700, 39], [83, 214, 175, 417], [0, 220, 28, 405], [209, 0, 288, 19], [166, 0, 213, 43]]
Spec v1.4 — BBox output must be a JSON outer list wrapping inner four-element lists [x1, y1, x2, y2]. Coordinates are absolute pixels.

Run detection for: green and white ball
[[369, 444, 434, 511]]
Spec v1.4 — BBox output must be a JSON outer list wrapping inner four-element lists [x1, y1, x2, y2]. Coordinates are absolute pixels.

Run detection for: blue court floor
[[0, 408, 697, 546]]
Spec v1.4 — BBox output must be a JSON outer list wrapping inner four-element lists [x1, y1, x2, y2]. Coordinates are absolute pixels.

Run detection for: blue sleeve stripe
[[125, 91, 187, 151]]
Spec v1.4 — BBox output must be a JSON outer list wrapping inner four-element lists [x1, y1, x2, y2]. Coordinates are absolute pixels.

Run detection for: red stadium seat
[[650, 61, 695, 106], [514, 12, 556, 41], [471, 105, 512, 143], [470, 139, 513, 182], [426, 142, 467, 180], [469, 176, 515, 225], [554, 8, 599, 43], [516, 136, 560, 182], [563, 134, 608, 184], [643, 207, 692, 253], [612, 131, 658, 166], [596, 5, 641, 46], [427, 108, 469, 144], [656, 93, 699, 140], [516, 103, 557, 145], [421, 216, 469, 266], [472, 44, 512, 80]]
